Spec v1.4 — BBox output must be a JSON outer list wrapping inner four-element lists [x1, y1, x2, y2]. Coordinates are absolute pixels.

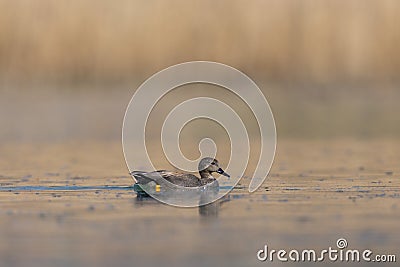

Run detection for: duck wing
[[157, 170, 201, 187], [131, 170, 201, 187]]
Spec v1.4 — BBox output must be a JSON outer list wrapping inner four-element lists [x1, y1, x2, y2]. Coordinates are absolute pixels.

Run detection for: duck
[[130, 157, 230, 187]]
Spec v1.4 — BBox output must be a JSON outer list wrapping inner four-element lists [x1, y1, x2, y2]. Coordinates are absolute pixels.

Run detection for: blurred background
[[0, 0, 400, 141]]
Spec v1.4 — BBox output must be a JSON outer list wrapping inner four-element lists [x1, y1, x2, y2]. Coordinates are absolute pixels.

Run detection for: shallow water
[[0, 140, 399, 267]]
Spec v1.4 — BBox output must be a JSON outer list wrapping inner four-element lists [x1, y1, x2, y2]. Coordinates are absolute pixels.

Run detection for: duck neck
[[199, 170, 214, 179]]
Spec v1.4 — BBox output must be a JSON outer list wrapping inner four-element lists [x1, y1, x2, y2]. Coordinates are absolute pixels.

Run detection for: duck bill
[[217, 168, 230, 178]]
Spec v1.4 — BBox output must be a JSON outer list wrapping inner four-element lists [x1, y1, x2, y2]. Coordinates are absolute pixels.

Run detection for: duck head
[[198, 157, 230, 179]]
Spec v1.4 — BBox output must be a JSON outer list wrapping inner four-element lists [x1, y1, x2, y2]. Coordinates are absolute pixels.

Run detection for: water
[[0, 185, 135, 192], [0, 140, 399, 267]]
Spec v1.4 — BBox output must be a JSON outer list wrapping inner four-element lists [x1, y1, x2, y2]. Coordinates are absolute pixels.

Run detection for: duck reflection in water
[[133, 191, 231, 217], [198, 194, 231, 218]]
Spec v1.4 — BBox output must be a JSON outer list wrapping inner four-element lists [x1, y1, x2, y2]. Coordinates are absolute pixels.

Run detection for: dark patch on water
[[87, 205, 95, 211], [231, 194, 247, 200], [45, 172, 60, 176], [284, 187, 301, 191]]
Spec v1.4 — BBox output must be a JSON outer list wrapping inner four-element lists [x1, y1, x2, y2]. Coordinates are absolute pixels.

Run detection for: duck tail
[[129, 171, 154, 184]]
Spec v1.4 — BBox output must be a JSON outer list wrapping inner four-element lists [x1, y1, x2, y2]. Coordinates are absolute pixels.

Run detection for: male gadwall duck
[[131, 157, 230, 187]]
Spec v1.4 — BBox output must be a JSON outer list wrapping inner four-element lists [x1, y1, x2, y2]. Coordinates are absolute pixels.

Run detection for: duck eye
[[211, 162, 216, 165]]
